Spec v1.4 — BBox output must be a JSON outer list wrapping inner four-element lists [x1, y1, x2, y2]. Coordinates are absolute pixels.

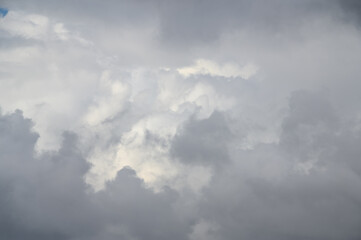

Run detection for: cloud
[[0, 110, 192, 240], [338, 0, 361, 25], [191, 91, 361, 240], [0, 11, 49, 39], [170, 111, 231, 167], [1, 1, 361, 239], [157, 0, 342, 48], [177, 59, 258, 79], [2, 86, 361, 240]]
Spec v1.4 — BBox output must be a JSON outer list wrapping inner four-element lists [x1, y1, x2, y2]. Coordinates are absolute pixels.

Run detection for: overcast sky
[[1, 1, 361, 239]]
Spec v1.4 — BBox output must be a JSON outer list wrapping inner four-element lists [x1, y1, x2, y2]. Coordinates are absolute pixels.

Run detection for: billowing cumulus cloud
[[1, 1, 361, 239], [0, 111, 191, 240]]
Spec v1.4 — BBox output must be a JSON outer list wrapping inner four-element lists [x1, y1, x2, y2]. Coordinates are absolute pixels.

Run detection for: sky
[[1, 0, 361, 239]]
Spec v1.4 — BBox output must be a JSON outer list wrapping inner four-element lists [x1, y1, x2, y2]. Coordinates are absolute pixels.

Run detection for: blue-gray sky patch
[[0, 8, 8, 18]]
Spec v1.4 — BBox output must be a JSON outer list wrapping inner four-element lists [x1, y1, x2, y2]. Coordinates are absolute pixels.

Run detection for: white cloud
[[177, 59, 258, 79], [0, 11, 49, 39], [0, 46, 41, 63], [53, 23, 69, 40], [84, 70, 130, 126]]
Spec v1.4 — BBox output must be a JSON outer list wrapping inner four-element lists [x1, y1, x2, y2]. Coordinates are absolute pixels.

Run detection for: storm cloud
[[1, 1, 361, 239]]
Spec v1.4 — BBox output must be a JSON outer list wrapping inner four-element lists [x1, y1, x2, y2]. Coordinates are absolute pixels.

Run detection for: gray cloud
[[158, 0, 336, 47], [1, 1, 361, 239], [195, 91, 361, 240], [1, 0, 352, 51], [2, 87, 361, 239], [0, 110, 191, 240], [170, 111, 231, 167], [338, 0, 361, 25]]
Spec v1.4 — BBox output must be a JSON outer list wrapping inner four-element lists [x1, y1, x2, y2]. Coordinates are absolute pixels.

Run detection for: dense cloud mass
[[0, 111, 191, 240], [1, 1, 361, 239]]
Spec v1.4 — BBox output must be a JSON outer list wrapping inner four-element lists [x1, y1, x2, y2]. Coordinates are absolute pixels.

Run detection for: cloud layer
[[1, 1, 361, 239]]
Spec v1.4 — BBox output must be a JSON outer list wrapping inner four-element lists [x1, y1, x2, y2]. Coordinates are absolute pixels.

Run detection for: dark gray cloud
[[96, 168, 190, 240], [338, 0, 361, 25], [195, 91, 361, 240], [0, 110, 97, 239], [158, 0, 336, 47], [170, 111, 231, 167], [279, 91, 339, 163], [0, 110, 191, 240]]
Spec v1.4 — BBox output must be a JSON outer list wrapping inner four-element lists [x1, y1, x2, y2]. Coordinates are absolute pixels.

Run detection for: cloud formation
[[1, 1, 361, 239], [0, 111, 192, 240]]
